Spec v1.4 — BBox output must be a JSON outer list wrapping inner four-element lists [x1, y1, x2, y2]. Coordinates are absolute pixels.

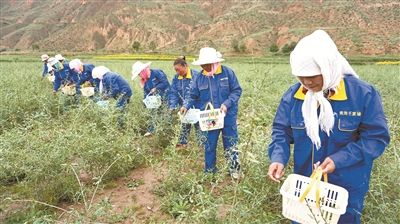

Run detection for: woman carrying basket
[[131, 61, 170, 137], [169, 56, 201, 148], [48, 57, 77, 94], [40, 54, 50, 79], [69, 59, 99, 96], [92, 66, 132, 109], [267, 30, 390, 223], [180, 47, 242, 179]]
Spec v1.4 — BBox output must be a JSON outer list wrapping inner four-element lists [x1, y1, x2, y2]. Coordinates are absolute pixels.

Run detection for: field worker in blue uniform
[[169, 56, 201, 148], [69, 59, 99, 95], [180, 47, 242, 179], [92, 66, 132, 109], [267, 30, 390, 224], [131, 61, 170, 137], [41, 54, 49, 79], [48, 57, 77, 94]]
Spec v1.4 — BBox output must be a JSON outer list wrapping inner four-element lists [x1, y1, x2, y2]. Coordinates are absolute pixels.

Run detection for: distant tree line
[[230, 39, 297, 54], [131, 41, 158, 53], [231, 40, 247, 53], [269, 42, 297, 54], [129, 39, 297, 54]]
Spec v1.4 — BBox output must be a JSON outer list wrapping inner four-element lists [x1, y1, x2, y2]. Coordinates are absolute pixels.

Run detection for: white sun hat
[[41, 54, 49, 62], [92, 66, 110, 79], [131, 61, 151, 80], [55, 54, 65, 61], [69, 59, 83, 71], [48, 57, 58, 66], [192, 47, 224, 65]]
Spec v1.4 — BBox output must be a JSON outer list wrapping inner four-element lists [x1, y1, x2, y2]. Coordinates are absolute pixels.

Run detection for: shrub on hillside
[[281, 41, 297, 54], [269, 44, 279, 53], [132, 41, 141, 52]]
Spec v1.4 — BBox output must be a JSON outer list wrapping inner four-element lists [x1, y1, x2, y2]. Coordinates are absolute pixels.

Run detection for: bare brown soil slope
[[0, 0, 399, 55]]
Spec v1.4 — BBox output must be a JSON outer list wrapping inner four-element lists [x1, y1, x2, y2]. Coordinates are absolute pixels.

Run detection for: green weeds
[[0, 59, 399, 223]]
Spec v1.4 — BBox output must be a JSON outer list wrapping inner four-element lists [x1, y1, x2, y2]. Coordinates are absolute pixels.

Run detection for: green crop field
[[0, 57, 399, 223]]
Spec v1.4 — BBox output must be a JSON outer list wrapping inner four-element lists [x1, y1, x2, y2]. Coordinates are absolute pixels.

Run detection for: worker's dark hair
[[173, 56, 187, 66]]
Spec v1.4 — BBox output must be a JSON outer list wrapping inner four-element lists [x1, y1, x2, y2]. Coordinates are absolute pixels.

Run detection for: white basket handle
[[204, 102, 214, 110], [146, 93, 160, 98], [299, 168, 328, 208]]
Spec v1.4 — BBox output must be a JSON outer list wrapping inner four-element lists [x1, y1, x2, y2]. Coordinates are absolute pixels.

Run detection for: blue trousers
[[201, 122, 239, 173], [116, 94, 131, 109], [178, 122, 201, 145], [336, 185, 366, 224]]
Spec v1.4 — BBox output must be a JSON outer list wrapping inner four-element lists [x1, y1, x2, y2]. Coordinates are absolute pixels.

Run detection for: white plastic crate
[[61, 85, 76, 96], [81, 87, 95, 97], [143, 94, 162, 109], [280, 173, 348, 224], [96, 100, 109, 109], [179, 108, 200, 124], [198, 103, 225, 131], [47, 75, 55, 82]]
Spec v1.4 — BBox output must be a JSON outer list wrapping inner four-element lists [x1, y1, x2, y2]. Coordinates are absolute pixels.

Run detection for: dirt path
[[0, 200, 27, 223], [60, 163, 171, 223], [101, 165, 168, 221]]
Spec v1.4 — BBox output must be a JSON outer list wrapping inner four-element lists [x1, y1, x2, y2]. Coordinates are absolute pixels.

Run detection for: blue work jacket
[[184, 65, 242, 123], [268, 75, 390, 192], [73, 64, 100, 94], [143, 69, 170, 99], [169, 68, 200, 109], [53, 62, 75, 91], [102, 72, 132, 98], [42, 63, 48, 77]]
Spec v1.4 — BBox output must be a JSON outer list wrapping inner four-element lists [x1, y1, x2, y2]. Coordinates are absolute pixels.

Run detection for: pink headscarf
[[139, 66, 150, 88], [204, 63, 220, 77]]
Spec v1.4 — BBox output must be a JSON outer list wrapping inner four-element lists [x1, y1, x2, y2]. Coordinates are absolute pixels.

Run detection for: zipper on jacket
[[181, 79, 185, 101], [177, 79, 185, 103], [207, 76, 214, 106]]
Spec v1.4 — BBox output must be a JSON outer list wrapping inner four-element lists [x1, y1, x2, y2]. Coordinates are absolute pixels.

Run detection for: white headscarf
[[290, 30, 358, 149], [92, 66, 110, 94]]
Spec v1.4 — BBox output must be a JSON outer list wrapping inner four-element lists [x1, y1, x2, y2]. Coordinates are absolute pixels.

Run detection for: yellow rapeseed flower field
[[375, 61, 400, 65]]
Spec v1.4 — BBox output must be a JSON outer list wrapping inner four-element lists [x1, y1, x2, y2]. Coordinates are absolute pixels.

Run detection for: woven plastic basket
[[61, 85, 76, 96], [198, 103, 225, 131], [81, 87, 95, 97], [143, 94, 162, 109], [179, 108, 200, 124], [47, 75, 55, 82], [96, 100, 109, 109], [280, 171, 348, 224]]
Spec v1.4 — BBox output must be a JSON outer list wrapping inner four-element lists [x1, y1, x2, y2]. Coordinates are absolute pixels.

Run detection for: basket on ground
[[47, 75, 55, 82], [61, 85, 76, 96], [198, 103, 225, 131], [280, 171, 349, 224], [81, 87, 95, 97], [96, 100, 109, 109], [143, 94, 161, 109], [179, 108, 200, 124]]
